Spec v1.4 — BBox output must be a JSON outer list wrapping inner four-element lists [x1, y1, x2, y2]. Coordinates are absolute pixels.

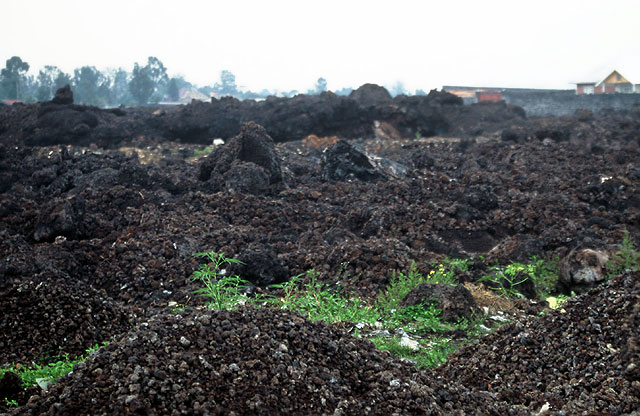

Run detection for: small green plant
[[528, 256, 560, 298], [477, 257, 559, 299], [0, 342, 108, 390], [546, 294, 570, 310], [426, 257, 467, 286], [370, 336, 456, 369], [268, 271, 379, 324], [386, 304, 447, 333], [478, 262, 531, 298], [607, 230, 640, 278], [191, 252, 248, 310], [376, 262, 425, 314], [4, 397, 18, 407], [193, 146, 213, 157]]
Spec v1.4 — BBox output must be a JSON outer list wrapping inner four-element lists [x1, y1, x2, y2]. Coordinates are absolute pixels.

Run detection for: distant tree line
[[0, 56, 412, 107]]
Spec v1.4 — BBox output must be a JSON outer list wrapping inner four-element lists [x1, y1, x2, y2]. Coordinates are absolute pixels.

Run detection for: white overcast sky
[[2, 0, 640, 93]]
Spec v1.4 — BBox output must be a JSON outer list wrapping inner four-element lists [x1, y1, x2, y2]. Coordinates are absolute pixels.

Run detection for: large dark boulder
[[52, 84, 74, 105], [227, 244, 289, 287], [400, 283, 479, 322], [26, 102, 101, 146], [198, 122, 283, 195], [321, 140, 387, 183], [33, 198, 85, 242], [425, 89, 463, 106], [349, 84, 392, 107], [488, 234, 545, 264]]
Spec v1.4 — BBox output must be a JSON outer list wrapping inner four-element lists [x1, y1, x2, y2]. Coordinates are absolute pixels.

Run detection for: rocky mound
[[13, 307, 522, 415], [12, 271, 639, 415], [348, 83, 393, 107], [0, 277, 134, 365], [0, 83, 526, 148], [1, 91, 640, 414], [198, 121, 283, 195], [436, 271, 640, 414]]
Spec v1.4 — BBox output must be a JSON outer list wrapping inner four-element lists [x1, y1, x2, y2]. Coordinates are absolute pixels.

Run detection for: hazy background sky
[[2, 0, 640, 93]]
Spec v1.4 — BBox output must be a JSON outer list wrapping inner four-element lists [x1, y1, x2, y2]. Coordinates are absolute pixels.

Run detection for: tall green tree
[[35, 65, 66, 101], [110, 68, 133, 106], [53, 71, 72, 91], [146, 56, 169, 103], [390, 81, 406, 97], [73, 66, 106, 105], [216, 70, 238, 96], [129, 63, 154, 105], [129, 57, 169, 105], [0, 56, 30, 100], [167, 77, 180, 101]]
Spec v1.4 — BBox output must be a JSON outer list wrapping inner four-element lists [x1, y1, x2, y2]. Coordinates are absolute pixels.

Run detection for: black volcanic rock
[[198, 121, 283, 194], [321, 140, 387, 183], [400, 282, 479, 322], [349, 83, 393, 107], [52, 84, 73, 105], [14, 307, 520, 415]]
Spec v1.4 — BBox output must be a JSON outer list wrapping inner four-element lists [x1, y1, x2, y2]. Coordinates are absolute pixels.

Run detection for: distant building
[[1, 99, 24, 105], [442, 86, 503, 104], [158, 87, 210, 105], [476, 90, 502, 102], [575, 70, 637, 95], [443, 86, 560, 104], [179, 87, 209, 102]]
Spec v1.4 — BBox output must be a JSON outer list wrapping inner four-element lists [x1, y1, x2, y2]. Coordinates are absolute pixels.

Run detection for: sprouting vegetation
[[607, 229, 640, 278], [1, 342, 108, 406], [190, 251, 248, 311], [193, 146, 213, 157], [266, 272, 379, 324], [190, 252, 526, 368], [370, 336, 457, 369], [188, 248, 636, 369], [478, 256, 557, 299]]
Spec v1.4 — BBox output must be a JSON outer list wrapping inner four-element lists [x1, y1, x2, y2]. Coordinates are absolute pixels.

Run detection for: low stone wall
[[502, 90, 640, 116]]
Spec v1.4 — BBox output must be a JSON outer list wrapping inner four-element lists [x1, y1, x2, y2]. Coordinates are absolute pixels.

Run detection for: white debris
[[399, 336, 420, 351], [36, 377, 52, 391]]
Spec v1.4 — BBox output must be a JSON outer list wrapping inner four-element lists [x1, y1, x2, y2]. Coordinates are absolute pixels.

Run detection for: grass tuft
[[607, 229, 640, 278]]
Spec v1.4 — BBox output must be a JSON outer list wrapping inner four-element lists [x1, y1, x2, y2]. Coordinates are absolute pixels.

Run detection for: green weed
[[385, 304, 447, 333], [193, 146, 213, 157], [4, 398, 18, 407], [607, 230, 640, 278], [191, 252, 248, 310], [370, 336, 457, 369], [478, 263, 529, 298], [376, 262, 425, 314], [268, 271, 379, 324], [528, 256, 560, 298], [546, 293, 570, 310], [426, 257, 468, 286], [478, 257, 557, 299], [0, 342, 107, 390]]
